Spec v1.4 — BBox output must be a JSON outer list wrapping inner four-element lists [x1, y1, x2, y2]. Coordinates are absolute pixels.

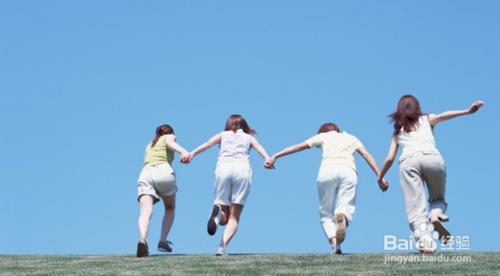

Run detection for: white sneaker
[[215, 246, 227, 256], [430, 209, 449, 222], [429, 210, 451, 244], [157, 240, 173, 253]]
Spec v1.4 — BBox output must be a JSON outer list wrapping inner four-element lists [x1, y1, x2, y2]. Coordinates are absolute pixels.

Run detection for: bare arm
[[190, 133, 222, 157], [250, 136, 271, 161], [429, 100, 484, 126], [165, 135, 189, 156], [377, 135, 399, 191], [356, 146, 380, 178], [268, 142, 310, 166], [358, 146, 388, 192]]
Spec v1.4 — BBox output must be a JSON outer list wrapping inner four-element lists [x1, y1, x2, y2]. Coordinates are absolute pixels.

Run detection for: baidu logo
[[413, 223, 439, 251], [384, 222, 438, 251], [384, 223, 471, 252]]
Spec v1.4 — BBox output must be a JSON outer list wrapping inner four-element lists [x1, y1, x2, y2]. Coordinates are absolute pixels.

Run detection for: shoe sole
[[207, 206, 219, 236], [158, 246, 172, 253], [335, 213, 347, 245], [420, 248, 436, 254], [432, 220, 451, 244], [439, 216, 449, 222], [136, 242, 149, 258]]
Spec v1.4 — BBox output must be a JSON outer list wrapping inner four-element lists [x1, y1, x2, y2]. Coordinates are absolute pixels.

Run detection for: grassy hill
[[1, 253, 499, 275]]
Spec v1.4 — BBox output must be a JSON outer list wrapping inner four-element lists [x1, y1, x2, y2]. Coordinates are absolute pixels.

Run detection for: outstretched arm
[[378, 135, 399, 191], [357, 146, 387, 192], [357, 146, 380, 177], [250, 136, 271, 161], [267, 143, 310, 168], [377, 135, 399, 191], [190, 133, 222, 158], [429, 100, 484, 126], [165, 135, 190, 156], [378, 136, 398, 179]]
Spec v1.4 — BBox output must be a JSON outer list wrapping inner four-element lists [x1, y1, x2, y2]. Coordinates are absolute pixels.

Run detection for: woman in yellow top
[[266, 123, 386, 254], [136, 124, 190, 258]]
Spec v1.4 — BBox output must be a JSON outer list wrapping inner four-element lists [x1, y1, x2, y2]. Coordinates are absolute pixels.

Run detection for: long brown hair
[[151, 124, 174, 147], [317, 122, 340, 134], [390, 95, 423, 134], [224, 114, 256, 134]]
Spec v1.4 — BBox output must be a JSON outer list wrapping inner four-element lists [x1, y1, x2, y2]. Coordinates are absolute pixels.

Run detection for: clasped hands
[[179, 152, 194, 164]]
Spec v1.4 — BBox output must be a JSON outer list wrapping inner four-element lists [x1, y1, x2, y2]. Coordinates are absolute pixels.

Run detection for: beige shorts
[[137, 163, 177, 204]]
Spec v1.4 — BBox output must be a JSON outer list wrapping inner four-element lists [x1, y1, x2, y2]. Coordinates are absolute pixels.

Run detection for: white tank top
[[217, 129, 251, 165], [397, 115, 441, 162]]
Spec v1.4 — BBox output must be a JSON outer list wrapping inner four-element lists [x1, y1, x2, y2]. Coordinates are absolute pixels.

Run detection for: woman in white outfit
[[189, 114, 272, 256], [378, 95, 484, 254], [266, 123, 386, 254], [136, 124, 190, 257]]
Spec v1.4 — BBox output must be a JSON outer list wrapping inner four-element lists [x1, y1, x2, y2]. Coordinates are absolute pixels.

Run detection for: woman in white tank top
[[188, 114, 272, 256], [378, 95, 484, 254]]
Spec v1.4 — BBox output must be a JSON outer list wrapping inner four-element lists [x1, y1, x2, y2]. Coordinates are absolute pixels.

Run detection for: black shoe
[[207, 205, 220, 236], [334, 248, 342, 255], [158, 241, 173, 253], [136, 241, 149, 258]]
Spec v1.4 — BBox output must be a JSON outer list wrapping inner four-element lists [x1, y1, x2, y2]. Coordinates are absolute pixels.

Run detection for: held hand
[[468, 100, 484, 114], [378, 178, 389, 192], [264, 157, 276, 169], [180, 153, 193, 164], [179, 155, 189, 164]]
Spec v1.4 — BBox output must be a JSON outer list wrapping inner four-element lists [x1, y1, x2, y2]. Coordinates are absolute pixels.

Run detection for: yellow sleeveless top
[[144, 135, 174, 166]]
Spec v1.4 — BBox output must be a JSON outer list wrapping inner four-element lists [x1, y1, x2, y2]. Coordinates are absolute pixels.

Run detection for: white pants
[[399, 153, 447, 237], [214, 161, 252, 206], [137, 163, 177, 204], [316, 165, 358, 240]]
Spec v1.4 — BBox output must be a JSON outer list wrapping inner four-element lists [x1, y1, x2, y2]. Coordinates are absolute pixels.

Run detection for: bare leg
[[219, 204, 244, 249], [160, 195, 176, 242], [329, 237, 336, 249], [138, 195, 154, 242], [219, 205, 230, 225]]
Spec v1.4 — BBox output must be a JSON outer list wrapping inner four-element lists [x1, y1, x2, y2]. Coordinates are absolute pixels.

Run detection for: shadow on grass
[[148, 254, 189, 257]]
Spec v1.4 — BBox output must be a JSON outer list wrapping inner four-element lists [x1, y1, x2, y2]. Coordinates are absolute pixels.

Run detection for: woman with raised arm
[[136, 124, 190, 257], [377, 95, 484, 254], [266, 123, 386, 254], [189, 114, 271, 256]]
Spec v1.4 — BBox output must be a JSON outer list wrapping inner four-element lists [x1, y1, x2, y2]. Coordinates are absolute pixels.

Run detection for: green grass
[[1, 253, 499, 275]]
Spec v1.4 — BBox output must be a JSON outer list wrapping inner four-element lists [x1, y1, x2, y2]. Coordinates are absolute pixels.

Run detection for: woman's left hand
[[378, 178, 389, 192], [180, 153, 192, 164]]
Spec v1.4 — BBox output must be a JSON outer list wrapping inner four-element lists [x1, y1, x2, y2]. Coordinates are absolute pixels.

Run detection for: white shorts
[[137, 163, 177, 204], [214, 161, 252, 206], [316, 165, 358, 240]]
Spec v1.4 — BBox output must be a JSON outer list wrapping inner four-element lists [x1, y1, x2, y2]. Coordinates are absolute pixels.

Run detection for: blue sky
[[1, 1, 499, 255]]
